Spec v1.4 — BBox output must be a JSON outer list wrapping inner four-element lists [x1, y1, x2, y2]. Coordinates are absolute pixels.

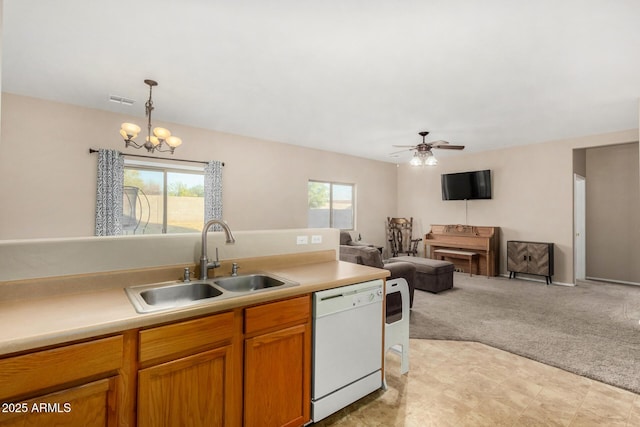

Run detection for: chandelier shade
[[120, 123, 141, 140]]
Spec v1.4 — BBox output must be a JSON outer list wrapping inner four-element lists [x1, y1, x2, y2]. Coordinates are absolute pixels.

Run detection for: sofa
[[339, 243, 416, 314]]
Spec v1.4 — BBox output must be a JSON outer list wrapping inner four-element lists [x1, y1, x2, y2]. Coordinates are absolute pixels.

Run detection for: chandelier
[[119, 79, 182, 154]]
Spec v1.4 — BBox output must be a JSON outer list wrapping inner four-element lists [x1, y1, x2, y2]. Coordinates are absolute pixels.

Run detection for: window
[[124, 162, 205, 234], [308, 180, 355, 229]]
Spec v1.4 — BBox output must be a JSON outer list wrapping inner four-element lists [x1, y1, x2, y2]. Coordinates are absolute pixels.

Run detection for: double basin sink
[[125, 273, 299, 313]]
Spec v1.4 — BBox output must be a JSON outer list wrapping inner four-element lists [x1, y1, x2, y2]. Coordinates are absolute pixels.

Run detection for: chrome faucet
[[231, 262, 239, 277], [200, 219, 236, 280]]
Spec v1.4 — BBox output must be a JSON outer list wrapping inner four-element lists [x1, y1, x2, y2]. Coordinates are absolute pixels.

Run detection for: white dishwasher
[[312, 279, 384, 422]]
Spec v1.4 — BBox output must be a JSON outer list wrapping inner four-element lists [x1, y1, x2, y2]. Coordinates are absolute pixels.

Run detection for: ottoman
[[386, 256, 454, 293]]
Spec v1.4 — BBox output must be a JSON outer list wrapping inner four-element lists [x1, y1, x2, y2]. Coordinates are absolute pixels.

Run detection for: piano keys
[[424, 224, 500, 277]]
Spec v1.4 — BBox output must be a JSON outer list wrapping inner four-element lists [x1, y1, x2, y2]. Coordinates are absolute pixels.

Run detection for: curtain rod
[[89, 149, 224, 166]]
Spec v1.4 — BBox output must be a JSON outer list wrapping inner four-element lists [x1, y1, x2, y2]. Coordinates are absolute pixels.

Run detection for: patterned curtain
[[204, 160, 224, 228], [95, 149, 124, 236]]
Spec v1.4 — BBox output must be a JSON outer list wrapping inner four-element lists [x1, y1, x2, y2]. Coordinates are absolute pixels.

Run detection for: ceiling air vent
[[109, 95, 135, 106]]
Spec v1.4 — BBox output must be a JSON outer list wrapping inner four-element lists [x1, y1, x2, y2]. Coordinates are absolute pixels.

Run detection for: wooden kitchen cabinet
[[137, 311, 242, 427], [243, 295, 312, 427], [0, 335, 125, 427], [138, 347, 231, 427], [507, 240, 554, 284], [0, 378, 116, 427]]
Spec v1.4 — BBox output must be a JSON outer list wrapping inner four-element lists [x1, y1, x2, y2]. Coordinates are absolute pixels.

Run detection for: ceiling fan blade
[[391, 132, 464, 157], [389, 148, 415, 155], [434, 145, 465, 150], [430, 140, 450, 146]]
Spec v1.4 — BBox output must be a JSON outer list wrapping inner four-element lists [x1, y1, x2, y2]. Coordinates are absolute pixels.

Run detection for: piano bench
[[387, 256, 454, 293], [434, 249, 478, 277]]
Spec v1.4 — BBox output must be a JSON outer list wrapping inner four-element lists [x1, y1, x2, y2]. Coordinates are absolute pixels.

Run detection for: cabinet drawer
[[0, 335, 123, 400], [139, 311, 234, 364], [245, 295, 310, 335]]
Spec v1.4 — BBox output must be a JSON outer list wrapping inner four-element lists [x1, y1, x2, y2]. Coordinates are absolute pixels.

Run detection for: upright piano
[[425, 224, 500, 277]]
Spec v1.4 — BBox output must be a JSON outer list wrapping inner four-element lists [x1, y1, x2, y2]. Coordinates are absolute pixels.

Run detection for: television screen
[[441, 169, 492, 200]]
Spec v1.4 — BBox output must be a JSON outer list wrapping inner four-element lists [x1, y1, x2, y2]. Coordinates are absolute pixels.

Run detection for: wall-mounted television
[[441, 169, 492, 200]]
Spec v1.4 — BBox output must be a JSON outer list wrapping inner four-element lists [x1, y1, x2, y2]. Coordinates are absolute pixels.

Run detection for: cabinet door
[[0, 377, 116, 427], [138, 346, 232, 427], [244, 323, 310, 427], [507, 241, 528, 273], [527, 243, 550, 276]]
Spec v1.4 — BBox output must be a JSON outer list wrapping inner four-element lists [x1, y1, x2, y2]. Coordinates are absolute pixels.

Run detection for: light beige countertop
[[0, 256, 388, 356]]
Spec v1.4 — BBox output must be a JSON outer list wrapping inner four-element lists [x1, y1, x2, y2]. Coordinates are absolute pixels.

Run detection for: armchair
[[340, 230, 373, 247]]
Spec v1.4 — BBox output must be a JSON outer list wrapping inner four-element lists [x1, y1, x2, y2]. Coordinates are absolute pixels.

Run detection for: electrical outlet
[[296, 235, 309, 245], [311, 235, 322, 244]]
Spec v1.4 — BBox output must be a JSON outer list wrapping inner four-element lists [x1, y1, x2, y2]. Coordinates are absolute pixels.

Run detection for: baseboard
[[585, 276, 640, 287], [496, 273, 574, 287]]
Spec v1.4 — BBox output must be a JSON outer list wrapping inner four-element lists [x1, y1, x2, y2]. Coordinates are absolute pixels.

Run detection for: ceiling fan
[[390, 131, 465, 166]]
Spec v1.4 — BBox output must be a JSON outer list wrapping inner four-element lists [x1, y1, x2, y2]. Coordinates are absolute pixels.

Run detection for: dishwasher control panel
[[313, 280, 384, 318], [351, 288, 383, 307]]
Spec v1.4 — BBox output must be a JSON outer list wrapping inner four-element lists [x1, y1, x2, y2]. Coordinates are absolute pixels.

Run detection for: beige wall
[[0, 93, 397, 245], [0, 1, 3, 144], [585, 143, 640, 283], [1, 92, 638, 285], [397, 130, 639, 285]]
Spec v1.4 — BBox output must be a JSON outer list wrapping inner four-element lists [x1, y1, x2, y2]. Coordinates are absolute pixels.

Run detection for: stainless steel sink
[[126, 281, 227, 313], [125, 273, 299, 313], [214, 274, 296, 293], [141, 282, 223, 305]]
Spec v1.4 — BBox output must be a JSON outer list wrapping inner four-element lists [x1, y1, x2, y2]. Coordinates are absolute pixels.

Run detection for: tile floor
[[315, 339, 640, 426]]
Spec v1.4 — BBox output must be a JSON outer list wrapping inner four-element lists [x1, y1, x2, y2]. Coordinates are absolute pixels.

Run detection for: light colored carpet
[[409, 273, 640, 394]]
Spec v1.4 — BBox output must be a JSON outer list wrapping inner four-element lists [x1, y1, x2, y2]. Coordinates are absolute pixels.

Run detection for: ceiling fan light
[[410, 154, 423, 166], [425, 155, 438, 166]]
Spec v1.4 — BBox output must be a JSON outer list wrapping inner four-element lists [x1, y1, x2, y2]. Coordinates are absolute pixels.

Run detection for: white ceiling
[[3, 0, 640, 162]]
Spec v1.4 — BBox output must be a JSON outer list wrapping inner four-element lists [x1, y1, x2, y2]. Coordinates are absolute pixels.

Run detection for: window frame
[[307, 179, 356, 230]]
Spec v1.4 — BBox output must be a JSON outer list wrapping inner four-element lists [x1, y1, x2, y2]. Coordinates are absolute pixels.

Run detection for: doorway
[[573, 174, 586, 282]]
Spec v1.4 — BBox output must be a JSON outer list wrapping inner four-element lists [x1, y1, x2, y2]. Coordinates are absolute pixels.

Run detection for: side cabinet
[[0, 335, 124, 427], [137, 311, 242, 427], [507, 240, 554, 284], [243, 295, 312, 427]]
